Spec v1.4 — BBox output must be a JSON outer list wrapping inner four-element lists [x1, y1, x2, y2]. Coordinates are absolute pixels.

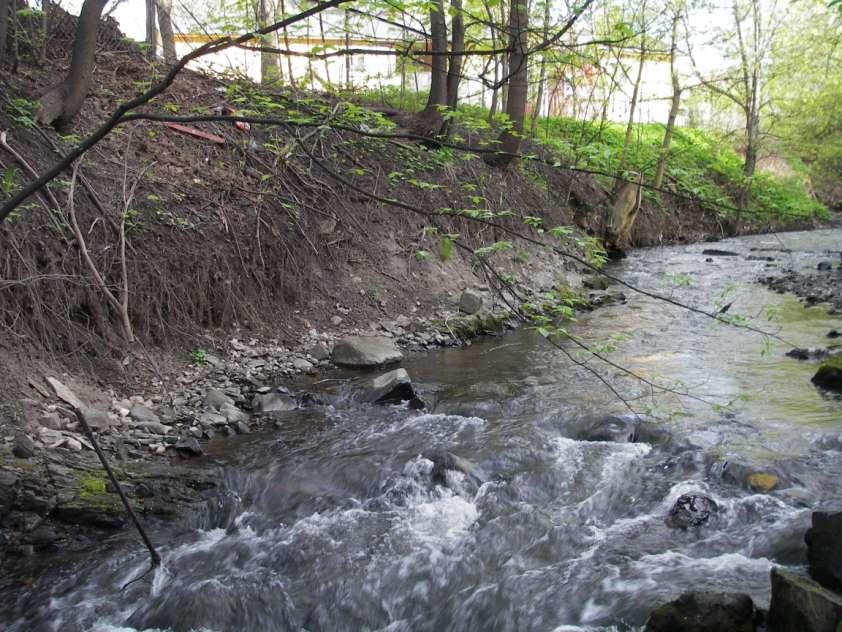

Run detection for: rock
[[644, 591, 757, 632], [331, 336, 403, 368], [364, 369, 424, 408], [292, 358, 314, 372], [746, 472, 779, 493], [828, 330, 841, 339], [129, 404, 161, 425], [134, 421, 170, 435], [805, 511, 842, 592], [427, 450, 487, 487], [787, 347, 829, 361], [46, 377, 85, 410], [234, 421, 250, 434], [204, 389, 234, 411], [575, 414, 638, 443], [306, 342, 331, 361], [199, 411, 227, 427], [219, 403, 249, 424], [252, 392, 297, 414], [175, 437, 203, 457], [38, 412, 63, 430], [583, 275, 609, 290], [12, 433, 36, 458], [331, 315, 344, 326], [80, 407, 113, 431], [817, 261, 833, 271], [812, 360, 842, 392], [768, 567, 842, 632], [63, 437, 82, 451], [39, 427, 64, 447], [702, 249, 740, 257], [667, 493, 718, 529], [459, 288, 485, 315]]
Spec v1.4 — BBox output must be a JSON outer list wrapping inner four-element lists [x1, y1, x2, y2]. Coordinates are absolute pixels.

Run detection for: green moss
[[819, 355, 842, 371], [79, 474, 107, 498]]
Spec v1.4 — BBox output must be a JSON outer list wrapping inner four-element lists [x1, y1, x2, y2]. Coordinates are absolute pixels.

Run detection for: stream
[[3, 229, 842, 632]]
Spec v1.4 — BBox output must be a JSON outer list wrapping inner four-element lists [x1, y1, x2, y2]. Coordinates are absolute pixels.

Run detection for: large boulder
[[331, 336, 403, 368], [805, 511, 842, 592], [645, 591, 757, 632], [80, 407, 113, 431], [459, 288, 486, 314], [667, 493, 718, 529], [364, 369, 424, 408], [767, 567, 842, 632]]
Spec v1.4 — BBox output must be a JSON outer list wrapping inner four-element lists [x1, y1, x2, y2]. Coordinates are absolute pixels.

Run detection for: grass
[[533, 117, 827, 222]]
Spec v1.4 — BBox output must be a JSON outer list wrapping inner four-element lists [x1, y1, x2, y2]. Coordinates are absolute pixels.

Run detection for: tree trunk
[[344, 10, 351, 89], [616, 38, 646, 186], [144, 0, 156, 59], [529, 0, 551, 137], [416, 0, 448, 136], [484, 0, 499, 119], [156, 0, 176, 64], [279, 0, 295, 87], [257, 0, 280, 85], [0, 0, 10, 67], [486, 0, 528, 167], [36, 0, 108, 127], [445, 0, 464, 110], [653, 12, 681, 190]]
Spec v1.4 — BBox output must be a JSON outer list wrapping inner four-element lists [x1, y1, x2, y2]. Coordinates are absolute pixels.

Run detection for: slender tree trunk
[[344, 10, 351, 89], [0, 0, 10, 67], [616, 37, 646, 183], [529, 0, 551, 137], [155, 0, 176, 64], [445, 0, 464, 110], [318, 12, 331, 87], [144, 0, 156, 59], [39, 0, 48, 64], [36, 0, 108, 127], [486, 0, 528, 166], [416, 0, 447, 135], [653, 12, 681, 190], [484, 0, 499, 119], [257, 0, 279, 84], [279, 0, 295, 87]]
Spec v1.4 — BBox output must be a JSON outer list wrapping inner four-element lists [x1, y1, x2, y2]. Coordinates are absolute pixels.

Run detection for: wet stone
[[667, 493, 718, 529]]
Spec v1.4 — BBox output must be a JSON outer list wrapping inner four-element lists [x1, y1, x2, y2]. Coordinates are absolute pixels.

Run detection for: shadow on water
[[3, 230, 842, 632]]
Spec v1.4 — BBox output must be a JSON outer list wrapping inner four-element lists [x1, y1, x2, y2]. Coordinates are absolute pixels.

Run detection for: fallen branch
[[72, 406, 161, 585]]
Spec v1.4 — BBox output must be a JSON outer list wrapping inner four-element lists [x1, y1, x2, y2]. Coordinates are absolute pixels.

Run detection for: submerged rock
[[767, 567, 842, 632], [575, 414, 638, 443], [667, 493, 718, 529], [364, 368, 424, 408], [427, 449, 487, 487], [252, 392, 297, 414], [702, 249, 740, 257], [644, 591, 757, 632], [332, 335, 403, 368], [812, 358, 842, 392], [805, 511, 842, 592], [746, 472, 780, 493]]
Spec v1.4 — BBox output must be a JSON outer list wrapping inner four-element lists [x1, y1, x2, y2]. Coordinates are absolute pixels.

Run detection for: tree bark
[[156, 0, 176, 64], [144, 0, 156, 59], [529, 0, 552, 137], [653, 12, 682, 190], [616, 35, 646, 186], [445, 0, 464, 110], [416, 0, 448, 136], [0, 0, 10, 67], [36, 0, 109, 127], [486, 0, 528, 166], [257, 0, 280, 84]]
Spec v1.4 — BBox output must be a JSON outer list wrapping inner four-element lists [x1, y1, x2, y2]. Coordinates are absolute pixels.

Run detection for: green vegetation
[[535, 117, 827, 221], [79, 474, 107, 498], [818, 355, 842, 372]]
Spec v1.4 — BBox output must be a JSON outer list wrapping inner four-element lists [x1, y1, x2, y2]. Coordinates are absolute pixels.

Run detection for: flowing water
[[4, 229, 842, 632]]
